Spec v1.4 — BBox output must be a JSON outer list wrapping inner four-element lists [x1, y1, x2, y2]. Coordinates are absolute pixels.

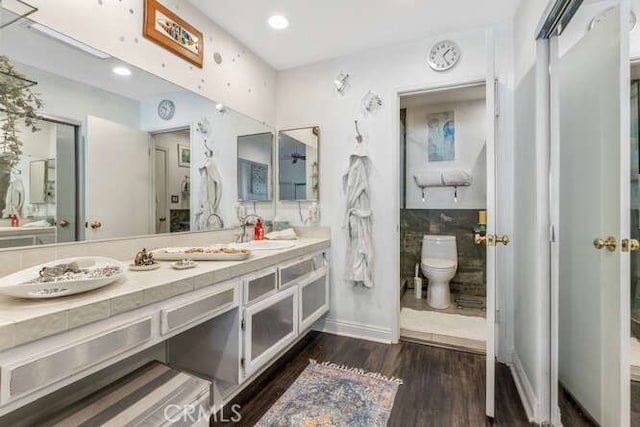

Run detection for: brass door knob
[[622, 238, 640, 252], [593, 236, 616, 251], [86, 220, 102, 229], [57, 219, 69, 228], [495, 235, 509, 246], [474, 233, 486, 245]]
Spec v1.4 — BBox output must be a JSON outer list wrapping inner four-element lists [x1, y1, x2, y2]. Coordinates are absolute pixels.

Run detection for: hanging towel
[[413, 170, 443, 188], [2, 175, 24, 218], [197, 157, 223, 230], [441, 169, 472, 186], [343, 150, 373, 288]]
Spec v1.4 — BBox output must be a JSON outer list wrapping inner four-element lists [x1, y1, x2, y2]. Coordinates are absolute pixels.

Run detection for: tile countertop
[[0, 237, 330, 352]]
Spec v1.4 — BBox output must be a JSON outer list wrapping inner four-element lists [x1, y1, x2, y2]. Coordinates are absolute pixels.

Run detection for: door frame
[[392, 33, 501, 419], [150, 126, 191, 234], [154, 146, 169, 234], [392, 75, 489, 339]]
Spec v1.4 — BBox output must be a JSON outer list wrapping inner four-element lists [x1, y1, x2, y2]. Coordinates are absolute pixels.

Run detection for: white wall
[[276, 25, 514, 345], [511, 0, 553, 424], [404, 98, 487, 209], [27, 0, 277, 125]]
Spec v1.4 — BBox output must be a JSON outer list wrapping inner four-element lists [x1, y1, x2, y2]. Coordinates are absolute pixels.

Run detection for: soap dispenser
[[254, 218, 264, 240]]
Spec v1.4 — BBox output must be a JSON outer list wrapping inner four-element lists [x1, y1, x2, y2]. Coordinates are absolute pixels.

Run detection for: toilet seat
[[421, 258, 456, 270]]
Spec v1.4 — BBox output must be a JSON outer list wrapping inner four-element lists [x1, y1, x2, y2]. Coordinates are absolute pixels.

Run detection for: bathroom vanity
[[0, 232, 330, 424]]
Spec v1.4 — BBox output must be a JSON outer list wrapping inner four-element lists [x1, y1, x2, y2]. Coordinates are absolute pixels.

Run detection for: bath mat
[[255, 359, 403, 427], [400, 307, 486, 341]]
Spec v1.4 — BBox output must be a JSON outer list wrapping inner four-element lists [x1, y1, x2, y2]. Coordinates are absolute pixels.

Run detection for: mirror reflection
[[278, 127, 319, 201], [237, 133, 273, 202], [0, 18, 274, 248]]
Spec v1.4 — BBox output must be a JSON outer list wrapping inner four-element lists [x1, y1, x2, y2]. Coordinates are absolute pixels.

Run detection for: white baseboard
[[510, 351, 541, 423], [312, 318, 393, 344]]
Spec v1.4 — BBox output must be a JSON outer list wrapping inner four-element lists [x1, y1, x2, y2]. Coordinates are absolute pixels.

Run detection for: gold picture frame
[[143, 0, 204, 68]]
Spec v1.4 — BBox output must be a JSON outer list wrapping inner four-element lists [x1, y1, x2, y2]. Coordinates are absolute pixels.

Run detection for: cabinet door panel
[[244, 287, 298, 376]]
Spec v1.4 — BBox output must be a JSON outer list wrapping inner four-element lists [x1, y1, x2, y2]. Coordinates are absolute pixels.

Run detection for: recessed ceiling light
[[112, 66, 131, 76], [268, 15, 289, 30]]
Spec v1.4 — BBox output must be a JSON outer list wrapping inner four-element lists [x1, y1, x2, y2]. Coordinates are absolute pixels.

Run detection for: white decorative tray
[[151, 246, 251, 261], [0, 257, 126, 299]]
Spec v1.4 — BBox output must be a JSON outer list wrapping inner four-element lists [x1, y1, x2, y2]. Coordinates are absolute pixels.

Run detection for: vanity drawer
[[161, 282, 237, 335], [8, 317, 152, 399], [243, 267, 278, 305], [279, 253, 326, 289]]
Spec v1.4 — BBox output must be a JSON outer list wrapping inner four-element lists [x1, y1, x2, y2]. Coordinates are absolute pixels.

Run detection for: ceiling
[[187, 0, 522, 70], [1, 19, 184, 101]]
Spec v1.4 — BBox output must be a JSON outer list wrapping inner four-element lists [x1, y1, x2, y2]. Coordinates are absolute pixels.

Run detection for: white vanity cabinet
[[0, 237, 330, 423], [241, 251, 330, 378]]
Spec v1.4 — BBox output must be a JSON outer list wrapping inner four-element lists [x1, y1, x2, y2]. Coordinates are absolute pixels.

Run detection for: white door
[[550, 3, 630, 425], [155, 147, 168, 234], [485, 73, 499, 417], [86, 116, 152, 240]]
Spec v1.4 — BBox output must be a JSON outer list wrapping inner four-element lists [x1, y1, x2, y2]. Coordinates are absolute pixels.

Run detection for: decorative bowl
[[0, 257, 126, 299]]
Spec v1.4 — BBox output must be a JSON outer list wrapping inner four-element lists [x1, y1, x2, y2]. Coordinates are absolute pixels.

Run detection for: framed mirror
[[0, 17, 275, 248], [278, 127, 320, 201], [237, 133, 273, 201]]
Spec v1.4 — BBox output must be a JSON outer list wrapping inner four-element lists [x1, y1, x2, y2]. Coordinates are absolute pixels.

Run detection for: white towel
[[413, 170, 443, 188], [265, 228, 297, 240], [442, 169, 472, 186]]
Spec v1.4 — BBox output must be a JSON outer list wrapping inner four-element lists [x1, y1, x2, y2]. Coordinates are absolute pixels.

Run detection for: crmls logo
[[164, 379, 242, 423]]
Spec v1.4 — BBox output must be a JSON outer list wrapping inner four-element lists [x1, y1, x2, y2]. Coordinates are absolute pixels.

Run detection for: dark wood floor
[[559, 381, 640, 426], [212, 332, 531, 426]]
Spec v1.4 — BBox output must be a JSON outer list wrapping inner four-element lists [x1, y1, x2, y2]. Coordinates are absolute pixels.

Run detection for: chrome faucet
[[237, 213, 261, 243]]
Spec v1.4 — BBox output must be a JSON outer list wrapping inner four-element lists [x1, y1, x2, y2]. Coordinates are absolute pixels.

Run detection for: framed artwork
[[427, 111, 455, 162], [143, 0, 204, 68], [178, 144, 190, 168]]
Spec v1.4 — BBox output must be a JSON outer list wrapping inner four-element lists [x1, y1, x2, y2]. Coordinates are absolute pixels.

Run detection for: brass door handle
[[86, 220, 102, 229], [622, 238, 640, 252], [593, 236, 616, 251], [495, 235, 509, 246], [474, 233, 486, 245], [57, 219, 69, 228]]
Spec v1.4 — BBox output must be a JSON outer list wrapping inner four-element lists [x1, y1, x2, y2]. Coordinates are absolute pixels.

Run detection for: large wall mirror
[[0, 17, 275, 248], [278, 127, 319, 201], [237, 133, 273, 202]]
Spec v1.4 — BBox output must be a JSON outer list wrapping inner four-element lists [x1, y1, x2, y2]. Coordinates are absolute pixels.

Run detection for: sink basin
[[234, 240, 296, 251]]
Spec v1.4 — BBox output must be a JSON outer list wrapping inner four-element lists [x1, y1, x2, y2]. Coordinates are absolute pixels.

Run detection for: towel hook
[[203, 138, 213, 157], [196, 117, 213, 157], [354, 120, 363, 143]]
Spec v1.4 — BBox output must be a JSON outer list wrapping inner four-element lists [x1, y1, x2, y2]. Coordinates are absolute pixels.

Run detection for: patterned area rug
[[256, 359, 403, 427]]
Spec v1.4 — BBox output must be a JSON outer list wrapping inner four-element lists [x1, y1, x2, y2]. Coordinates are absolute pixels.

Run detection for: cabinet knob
[[86, 220, 102, 229]]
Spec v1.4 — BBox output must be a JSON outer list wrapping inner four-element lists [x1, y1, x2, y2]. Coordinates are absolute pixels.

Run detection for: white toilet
[[421, 235, 458, 309]]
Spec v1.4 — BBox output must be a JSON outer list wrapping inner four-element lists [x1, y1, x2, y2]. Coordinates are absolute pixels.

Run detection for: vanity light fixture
[[334, 72, 350, 95], [29, 22, 111, 59], [268, 15, 289, 30], [112, 66, 131, 76]]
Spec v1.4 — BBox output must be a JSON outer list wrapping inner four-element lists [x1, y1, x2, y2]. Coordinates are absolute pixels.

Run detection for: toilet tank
[[422, 235, 457, 262]]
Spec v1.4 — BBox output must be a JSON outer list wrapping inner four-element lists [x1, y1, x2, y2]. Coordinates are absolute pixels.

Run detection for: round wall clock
[[158, 99, 175, 120], [427, 40, 461, 72]]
